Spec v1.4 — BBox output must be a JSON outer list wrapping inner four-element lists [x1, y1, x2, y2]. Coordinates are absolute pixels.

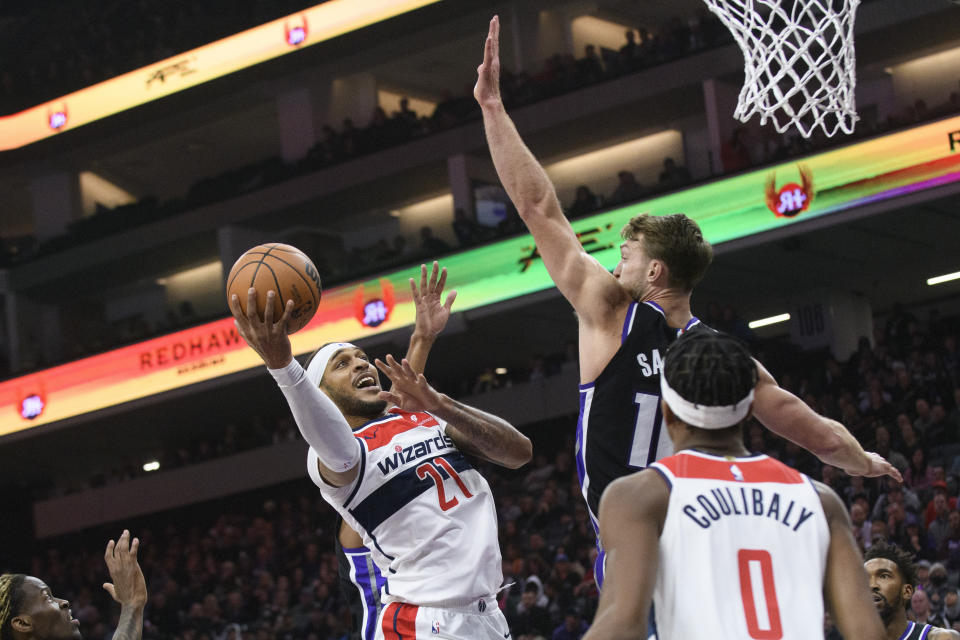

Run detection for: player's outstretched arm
[[474, 16, 625, 321], [103, 530, 147, 640], [404, 261, 457, 375], [818, 482, 887, 640], [583, 471, 667, 640], [752, 359, 901, 482], [374, 355, 532, 468], [231, 288, 359, 486]]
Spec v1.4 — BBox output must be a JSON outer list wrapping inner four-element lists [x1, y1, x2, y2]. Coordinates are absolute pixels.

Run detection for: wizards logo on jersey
[[376, 429, 455, 475]]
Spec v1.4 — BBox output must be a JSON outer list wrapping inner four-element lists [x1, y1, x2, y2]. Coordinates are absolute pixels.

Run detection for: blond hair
[[621, 213, 713, 292], [0, 574, 26, 640]]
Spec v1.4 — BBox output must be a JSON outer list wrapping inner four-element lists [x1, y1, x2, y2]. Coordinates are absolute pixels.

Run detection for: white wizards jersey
[[650, 451, 830, 640], [308, 408, 502, 606]]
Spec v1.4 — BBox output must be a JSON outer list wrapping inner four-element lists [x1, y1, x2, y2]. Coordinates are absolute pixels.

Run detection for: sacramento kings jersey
[[336, 522, 386, 640], [309, 408, 502, 606], [900, 622, 936, 640], [650, 451, 830, 640], [576, 300, 706, 524]]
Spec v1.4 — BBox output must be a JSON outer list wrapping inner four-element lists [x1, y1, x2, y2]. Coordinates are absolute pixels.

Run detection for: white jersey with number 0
[[307, 408, 502, 606], [650, 451, 830, 640]]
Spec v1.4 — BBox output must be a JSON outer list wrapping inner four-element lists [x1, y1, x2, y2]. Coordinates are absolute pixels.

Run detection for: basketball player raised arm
[[473, 15, 896, 480]]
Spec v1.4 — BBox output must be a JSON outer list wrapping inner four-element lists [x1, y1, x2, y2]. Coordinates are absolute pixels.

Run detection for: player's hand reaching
[[229, 288, 295, 369], [103, 530, 147, 609], [473, 15, 502, 110], [411, 261, 457, 339], [375, 355, 444, 413], [844, 451, 903, 483]]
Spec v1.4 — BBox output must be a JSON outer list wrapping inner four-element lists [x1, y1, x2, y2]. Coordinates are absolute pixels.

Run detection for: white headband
[[660, 373, 754, 429], [306, 342, 358, 387]]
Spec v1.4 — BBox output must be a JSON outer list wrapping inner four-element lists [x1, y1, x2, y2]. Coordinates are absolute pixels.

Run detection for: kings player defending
[[584, 331, 885, 640], [473, 14, 899, 588]]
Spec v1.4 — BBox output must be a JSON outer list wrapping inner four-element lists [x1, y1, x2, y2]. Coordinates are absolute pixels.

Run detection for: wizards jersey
[[576, 300, 706, 525], [309, 408, 502, 606], [650, 451, 830, 640]]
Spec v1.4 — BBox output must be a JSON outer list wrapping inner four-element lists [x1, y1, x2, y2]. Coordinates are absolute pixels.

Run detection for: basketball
[[226, 243, 322, 334]]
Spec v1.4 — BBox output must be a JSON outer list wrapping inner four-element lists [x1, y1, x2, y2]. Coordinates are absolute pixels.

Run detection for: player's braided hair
[[865, 541, 919, 597], [663, 330, 757, 409], [0, 574, 27, 640]]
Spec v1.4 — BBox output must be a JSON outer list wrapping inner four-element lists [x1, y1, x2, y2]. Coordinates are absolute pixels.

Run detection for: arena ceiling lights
[[0, 0, 443, 151], [927, 271, 960, 286]]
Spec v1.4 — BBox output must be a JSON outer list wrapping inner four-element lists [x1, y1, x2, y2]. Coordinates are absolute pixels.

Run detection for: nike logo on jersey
[[376, 429, 455, 475], [682, 486, 817, 532], [636, 349, 664, 377]]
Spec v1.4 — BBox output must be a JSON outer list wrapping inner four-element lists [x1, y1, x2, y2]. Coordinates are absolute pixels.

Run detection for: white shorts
[[375, 596, 509, 640]]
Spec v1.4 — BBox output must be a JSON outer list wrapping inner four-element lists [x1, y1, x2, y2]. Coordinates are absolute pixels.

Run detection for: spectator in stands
[[931, 494, 959, 552], [452, 208, 484, 247], [873, 481, 921, 523], [944, 590, 960, 628], [916, 398, 934, 434], [911, 589, 950, 628], [619, 30, 639, 66], [939, 512, 960, 571], [576, 46, 604, 84], [656, 157, 692, 191], [907, 448, 934, 492], [551, 613, 587, 640], [606, 170, 644, 205], [509, 582, 553, 640], [566, 186, 600, 217], [418, 225, 450, 256], [721, 126, 753, 172]]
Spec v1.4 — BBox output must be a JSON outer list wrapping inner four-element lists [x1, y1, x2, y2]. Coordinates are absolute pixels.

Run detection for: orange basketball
[[226, 243, 322, 334]]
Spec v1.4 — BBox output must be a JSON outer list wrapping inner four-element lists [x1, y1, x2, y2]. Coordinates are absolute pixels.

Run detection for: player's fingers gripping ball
[[226, 243, 322, 333]]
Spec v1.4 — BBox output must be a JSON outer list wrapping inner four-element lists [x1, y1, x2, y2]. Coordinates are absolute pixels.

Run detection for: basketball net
[[703, 0, 860, 138]]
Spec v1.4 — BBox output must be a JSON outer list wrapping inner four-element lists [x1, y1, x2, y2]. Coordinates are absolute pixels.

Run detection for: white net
[[703, 0, 860, 138]]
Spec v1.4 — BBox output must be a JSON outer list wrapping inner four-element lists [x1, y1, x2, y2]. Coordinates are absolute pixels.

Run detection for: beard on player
[[321, 378, 388, 420]]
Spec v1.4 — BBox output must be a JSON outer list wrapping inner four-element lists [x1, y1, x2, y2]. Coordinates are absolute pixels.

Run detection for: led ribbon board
[[0, 0, 442, 151], [1, 115, 959, 435]]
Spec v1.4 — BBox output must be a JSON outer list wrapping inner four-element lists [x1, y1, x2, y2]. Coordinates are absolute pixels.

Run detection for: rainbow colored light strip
[[1, 114, 959, 435], [0, 0, 442, 151]]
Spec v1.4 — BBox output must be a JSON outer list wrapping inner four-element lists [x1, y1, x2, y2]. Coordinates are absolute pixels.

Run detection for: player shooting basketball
[[584, 331, 885, 640], [230, 262, 531, 640], [472, 14, 898, 588]]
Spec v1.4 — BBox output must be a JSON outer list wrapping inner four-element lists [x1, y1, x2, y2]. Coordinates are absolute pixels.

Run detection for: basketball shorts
[[375, 596, 509, 640]]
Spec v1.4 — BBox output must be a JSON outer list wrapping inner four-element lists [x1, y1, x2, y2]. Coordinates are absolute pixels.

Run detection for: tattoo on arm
[[112, 606, 144, 640], [435, 396, 530, 469]]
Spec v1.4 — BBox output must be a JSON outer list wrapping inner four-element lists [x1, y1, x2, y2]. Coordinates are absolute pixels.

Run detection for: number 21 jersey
[[308, 408, 502, 606]]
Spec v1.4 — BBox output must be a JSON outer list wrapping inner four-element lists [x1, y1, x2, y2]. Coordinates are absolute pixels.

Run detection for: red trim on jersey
[[381, 603, 401, 640], [354, 410, 438, 452], [382, 602, 419, 639], [658, 452, 804, 484], [396, 603, 419, 638]]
